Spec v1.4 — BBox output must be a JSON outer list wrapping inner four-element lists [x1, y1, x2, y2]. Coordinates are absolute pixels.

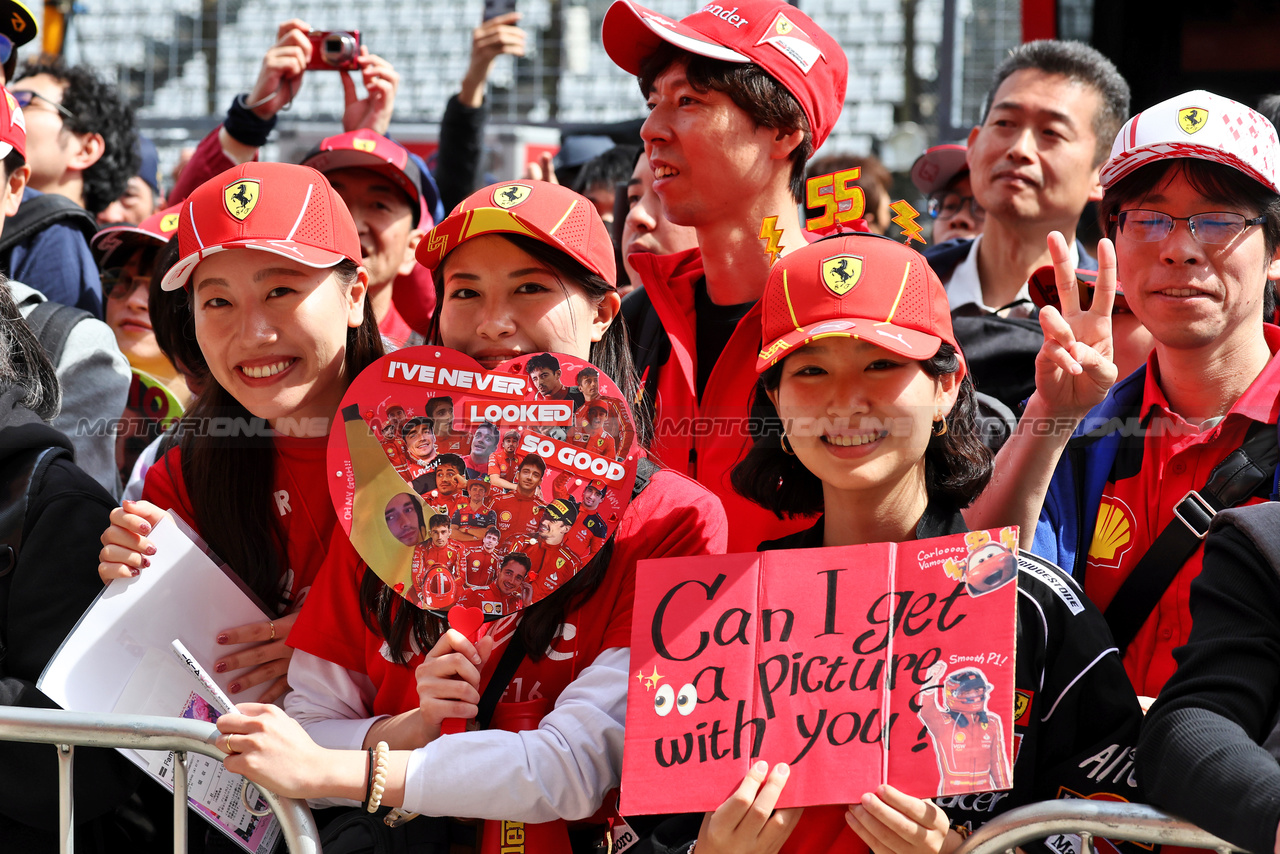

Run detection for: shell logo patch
[[160, 213, 180, 233], [821, 255, 863, 296], [493, 183, 532, 209], [953, 731, 966, 744], [224, 179, 260, 221], [1178, 107, 1208, 135], [353, 138, 377, 153], [499, 510, 512, 522], [1088, 495, 1135, 567]]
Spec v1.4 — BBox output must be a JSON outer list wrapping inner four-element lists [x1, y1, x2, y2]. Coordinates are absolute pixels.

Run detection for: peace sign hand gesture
[[1033, 231, 1119, 421]]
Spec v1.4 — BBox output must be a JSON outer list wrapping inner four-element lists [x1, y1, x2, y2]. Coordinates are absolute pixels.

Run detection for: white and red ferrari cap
[[1102, 89, 1280, 194], [0, 88, 26, 160], [161, 161, 362, 291]]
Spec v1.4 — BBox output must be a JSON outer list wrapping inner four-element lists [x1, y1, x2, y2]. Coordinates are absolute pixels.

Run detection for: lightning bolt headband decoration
[[890, 200, 926, 245], [758, 216, 785, 266]]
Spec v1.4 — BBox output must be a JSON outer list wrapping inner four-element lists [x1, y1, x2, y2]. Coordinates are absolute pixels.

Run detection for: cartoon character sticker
[[944, 528, 1019, 596], [918, 662, 1012, 795]]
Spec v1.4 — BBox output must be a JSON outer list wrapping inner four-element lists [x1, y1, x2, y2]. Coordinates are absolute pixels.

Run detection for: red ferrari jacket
[[627, 248, 812, 553]]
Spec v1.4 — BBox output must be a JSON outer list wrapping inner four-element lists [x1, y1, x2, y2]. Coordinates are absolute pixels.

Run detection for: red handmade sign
[[621, 528, 1019, 814], [328, 347, 638, 617]]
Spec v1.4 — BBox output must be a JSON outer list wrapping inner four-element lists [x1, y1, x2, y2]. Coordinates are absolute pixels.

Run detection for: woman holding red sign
[[96, 161, 384, 705], [215, 180, 726, 851], [630, 232, 1145, 854]]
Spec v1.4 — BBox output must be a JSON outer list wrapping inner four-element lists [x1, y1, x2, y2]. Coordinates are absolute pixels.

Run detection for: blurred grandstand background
[[60, 0, 1030, 190]]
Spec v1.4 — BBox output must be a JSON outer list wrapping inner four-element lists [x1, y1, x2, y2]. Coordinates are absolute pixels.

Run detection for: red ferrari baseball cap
[[757, 233, 964, 376], [161, 161, 362, 291], [91, 202, 182, 267], [416, 181, 616, 286], [0, 88, 25, 160], [602, 0, 847, 150], [301, 128, 428, 226], [910, 143, 968, 196]]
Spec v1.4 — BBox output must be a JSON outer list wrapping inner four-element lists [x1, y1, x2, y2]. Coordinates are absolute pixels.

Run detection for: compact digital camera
[[306, 30, 361, 71]]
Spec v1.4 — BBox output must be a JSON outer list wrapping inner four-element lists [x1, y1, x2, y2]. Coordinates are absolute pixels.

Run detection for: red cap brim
[[161, 241, 349, 291], [757, 318, 943, 373], [602, 0, 750, 76]]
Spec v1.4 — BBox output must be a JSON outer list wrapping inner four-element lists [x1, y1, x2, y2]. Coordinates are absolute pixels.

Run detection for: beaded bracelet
[[366, 741, 390, 813]]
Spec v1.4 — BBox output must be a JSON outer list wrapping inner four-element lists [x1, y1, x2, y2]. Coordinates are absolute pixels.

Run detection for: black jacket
[[0, 387, 146, 845]]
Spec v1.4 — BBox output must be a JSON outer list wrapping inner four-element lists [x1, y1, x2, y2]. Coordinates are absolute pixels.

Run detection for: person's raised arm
[[963, 232, 1118, 547], [436, 12, 527, 211], [458, 12, 526, 109], [341, 47, 399, 136]]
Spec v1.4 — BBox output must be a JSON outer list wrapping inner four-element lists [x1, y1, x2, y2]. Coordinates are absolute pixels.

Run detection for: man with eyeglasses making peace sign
[[967, 89, 1280, 709]]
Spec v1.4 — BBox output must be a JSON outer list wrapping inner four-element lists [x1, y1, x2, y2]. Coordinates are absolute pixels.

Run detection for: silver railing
[[0, 706, 321, 854], [957, 800, 1243, 854]]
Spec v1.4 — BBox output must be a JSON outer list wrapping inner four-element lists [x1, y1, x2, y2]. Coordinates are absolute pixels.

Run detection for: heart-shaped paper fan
[[329, 347, 640, 617]]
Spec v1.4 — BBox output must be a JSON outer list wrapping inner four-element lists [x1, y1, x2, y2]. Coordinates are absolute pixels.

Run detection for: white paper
[[38, 515, 281, 853]]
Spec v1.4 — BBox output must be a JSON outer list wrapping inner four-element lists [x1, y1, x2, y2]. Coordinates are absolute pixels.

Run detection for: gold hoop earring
[[932, 416, 948, 437], [780, 432, 796, 456]]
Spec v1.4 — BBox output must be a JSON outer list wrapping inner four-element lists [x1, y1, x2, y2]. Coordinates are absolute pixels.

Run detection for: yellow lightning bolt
[[890, 200, 926, 245], [635, 666, 664, 690], [759, 215, 785, 266]]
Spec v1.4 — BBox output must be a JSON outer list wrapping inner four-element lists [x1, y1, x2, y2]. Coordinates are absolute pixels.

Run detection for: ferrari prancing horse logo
[[821, 254, 864, 296], [493, 183, 532, 209], [224, 179, 260, 221], [1178, 107, 1208, 135]]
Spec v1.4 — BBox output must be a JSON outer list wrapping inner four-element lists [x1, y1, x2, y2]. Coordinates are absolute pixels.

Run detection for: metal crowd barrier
[[0, 706, 321, 854], [957, 800, 1243, 854]]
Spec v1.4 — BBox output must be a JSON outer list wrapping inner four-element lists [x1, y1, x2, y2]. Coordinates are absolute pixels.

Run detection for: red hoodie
[[629, 248, 812, 553]]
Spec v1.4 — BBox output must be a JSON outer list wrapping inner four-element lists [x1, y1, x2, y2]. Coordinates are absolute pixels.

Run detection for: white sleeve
[[285, 651, 389, 809], [401, 646, 629, 822], [285, 650, 384, 750]]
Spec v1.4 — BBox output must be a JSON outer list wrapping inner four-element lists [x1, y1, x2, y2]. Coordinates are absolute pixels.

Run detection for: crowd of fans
[[3, 0, 1280, 852]]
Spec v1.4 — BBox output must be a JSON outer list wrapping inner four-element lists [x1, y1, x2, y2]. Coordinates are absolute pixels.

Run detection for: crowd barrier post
[[0, 705, 321, 854], [957, 799, 1242, 854]]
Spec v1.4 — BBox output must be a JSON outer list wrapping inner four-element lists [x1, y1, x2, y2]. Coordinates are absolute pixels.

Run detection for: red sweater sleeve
[[140, 446, 197, 530], [288, 532, 369, 672], [167, 125, 248, 205]]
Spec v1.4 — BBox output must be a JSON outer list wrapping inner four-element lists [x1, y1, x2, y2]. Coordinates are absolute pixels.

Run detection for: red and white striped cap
[[161, 161, 362, 291], [1102, 90, 1280, 194]]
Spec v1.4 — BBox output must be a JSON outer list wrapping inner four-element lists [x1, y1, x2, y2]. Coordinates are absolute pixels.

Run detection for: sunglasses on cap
[[1028, 266, 1129, 314]]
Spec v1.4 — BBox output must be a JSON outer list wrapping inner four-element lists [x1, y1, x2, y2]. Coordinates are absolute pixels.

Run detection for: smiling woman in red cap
[[203, 180, 727, 851], [96, 161, 384, 703], [617, 232, 1143, 854]]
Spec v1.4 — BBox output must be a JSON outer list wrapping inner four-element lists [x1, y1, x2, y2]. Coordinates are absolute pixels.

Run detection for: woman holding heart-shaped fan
[[96, 161, 385, 705], [217, 181, 728, 849]]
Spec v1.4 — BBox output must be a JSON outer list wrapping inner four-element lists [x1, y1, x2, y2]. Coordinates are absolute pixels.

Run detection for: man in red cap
[[910, 143, 983, 245], [604, 0, 846, 552]]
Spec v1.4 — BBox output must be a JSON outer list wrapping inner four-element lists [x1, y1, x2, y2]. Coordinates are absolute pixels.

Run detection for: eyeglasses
[[927, 191, 985, 223], [9, 89, 76, 122], [0, 36, 13, 66], [101, 269, 152, 300], [1111, 210, 1268, 244]]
